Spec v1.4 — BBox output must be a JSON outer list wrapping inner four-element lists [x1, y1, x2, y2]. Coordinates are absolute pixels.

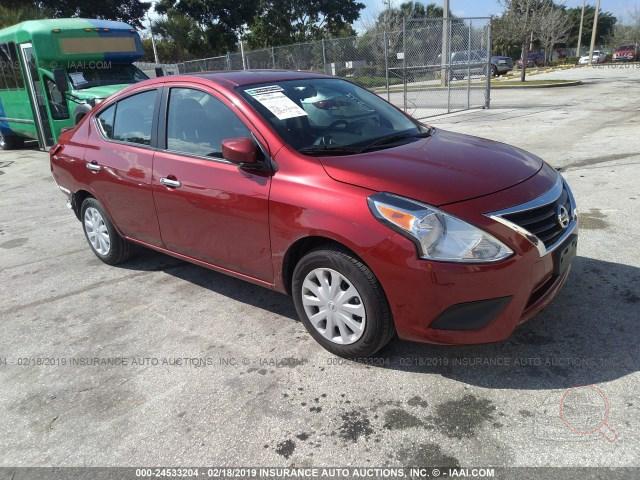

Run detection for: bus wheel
[[0, 132, 23, 150]]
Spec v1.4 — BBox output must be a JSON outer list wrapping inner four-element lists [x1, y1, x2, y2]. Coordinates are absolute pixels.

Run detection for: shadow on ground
[[118, 251, 639, 390]]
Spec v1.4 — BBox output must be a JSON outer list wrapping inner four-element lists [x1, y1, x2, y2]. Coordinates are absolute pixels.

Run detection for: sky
[[357, 0, 639, 29], [142, 0, 639, 35]]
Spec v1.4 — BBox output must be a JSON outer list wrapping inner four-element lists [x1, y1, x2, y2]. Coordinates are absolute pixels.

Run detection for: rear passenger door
[[84, 88, 162, 247], [152, 85, 273, 282]]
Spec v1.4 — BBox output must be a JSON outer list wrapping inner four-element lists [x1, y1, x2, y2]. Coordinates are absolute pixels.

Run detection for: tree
[[0, 4, 48, 29], [245, 0, 365, 49], [0, 0, 151, 29], [155, 0, 258, 55], [365, 2, 444, 34], [566, 5, 616, 52], [612, 7, 639, 53], [496, 0, 545, 81], [151, 11, 210, 60], [537, 3, 571, 63]]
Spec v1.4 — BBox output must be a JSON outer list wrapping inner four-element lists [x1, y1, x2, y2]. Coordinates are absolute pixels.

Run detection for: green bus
[[0, 18, 149, 150]]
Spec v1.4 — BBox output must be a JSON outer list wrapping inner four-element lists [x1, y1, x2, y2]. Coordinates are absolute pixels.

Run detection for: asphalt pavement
[[0, 65, 638, 469]]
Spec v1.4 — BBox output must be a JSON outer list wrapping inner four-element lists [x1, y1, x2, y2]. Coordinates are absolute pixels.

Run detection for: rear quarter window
[[96, 104, 116, 138]]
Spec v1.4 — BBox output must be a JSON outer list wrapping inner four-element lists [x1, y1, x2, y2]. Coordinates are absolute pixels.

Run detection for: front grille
[[501, 184, 572, 248]]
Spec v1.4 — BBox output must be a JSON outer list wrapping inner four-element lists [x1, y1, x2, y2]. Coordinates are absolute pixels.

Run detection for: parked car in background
[[436, 50, 487, 80], [435, 51, 512, 80], [516, 51, 545, 68], [490, 55, 514, 76], [578, 50, 608, 64], [613, 45, 638, 62], [50, 70, 578, 357]]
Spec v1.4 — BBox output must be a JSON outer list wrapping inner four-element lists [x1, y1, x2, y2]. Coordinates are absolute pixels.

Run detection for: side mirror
[[53, 68, 68, 94], [221, 137, 258, 165]]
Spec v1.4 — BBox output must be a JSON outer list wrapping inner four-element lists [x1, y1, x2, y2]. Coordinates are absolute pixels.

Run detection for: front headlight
[[368, 192, 513, 263]]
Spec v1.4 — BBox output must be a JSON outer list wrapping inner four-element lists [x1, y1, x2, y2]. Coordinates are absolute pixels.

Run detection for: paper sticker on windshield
[[245, 85, 307, 120], [69, 72, 88, 86]]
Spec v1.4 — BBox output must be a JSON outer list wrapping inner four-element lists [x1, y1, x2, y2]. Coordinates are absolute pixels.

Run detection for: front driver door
[[152, 86, 273, 283]]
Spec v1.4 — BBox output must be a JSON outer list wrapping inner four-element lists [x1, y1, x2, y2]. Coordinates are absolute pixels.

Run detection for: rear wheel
[[0, 131, 23, 150], [81, 197, 132, 265], [292, 247, 395, 357]]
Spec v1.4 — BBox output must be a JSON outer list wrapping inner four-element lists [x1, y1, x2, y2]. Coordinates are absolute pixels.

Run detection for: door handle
[[160, 177, 181, 188], [86, 161, 101, 172]]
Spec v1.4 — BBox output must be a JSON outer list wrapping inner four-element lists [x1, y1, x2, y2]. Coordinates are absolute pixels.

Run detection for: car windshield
[[238, 78, 428, 155], [67, 64, 148, 90]]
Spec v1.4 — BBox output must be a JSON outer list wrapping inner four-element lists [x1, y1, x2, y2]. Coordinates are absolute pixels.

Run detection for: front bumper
[[366, 168, 577, 345]]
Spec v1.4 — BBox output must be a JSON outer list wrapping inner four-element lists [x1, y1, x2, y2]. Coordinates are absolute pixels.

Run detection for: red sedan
[[50, 70, 578, 357]]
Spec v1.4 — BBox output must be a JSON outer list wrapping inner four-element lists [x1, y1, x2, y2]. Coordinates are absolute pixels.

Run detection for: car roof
[[112, 70, 337, 99], [183, 69, 330, 88]]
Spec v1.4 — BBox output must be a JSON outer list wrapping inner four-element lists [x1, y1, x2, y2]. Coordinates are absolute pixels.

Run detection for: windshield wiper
[[298, 145, 363, 156], [298, 127, 433, 156], [357, 129, 432, 153]]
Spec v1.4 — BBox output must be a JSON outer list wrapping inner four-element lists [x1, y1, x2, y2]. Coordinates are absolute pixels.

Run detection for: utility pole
[[588, 0, 601, 65], [147, 14, 159, 65], [385, 0, 392, 32], [576, 0, 585, 57], [239, 39, 246, 70], [440, 0, 450, 86]]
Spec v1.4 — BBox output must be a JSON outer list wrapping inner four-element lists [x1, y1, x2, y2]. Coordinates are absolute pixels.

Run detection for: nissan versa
[[50, 70, 578, 357]]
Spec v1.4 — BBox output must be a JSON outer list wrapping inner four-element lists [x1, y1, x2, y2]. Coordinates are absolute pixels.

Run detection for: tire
[[491, 65, 498, 77], [80, 197, 132, 265], [0, 131, 23, 150], [292, 247, 395, 358]]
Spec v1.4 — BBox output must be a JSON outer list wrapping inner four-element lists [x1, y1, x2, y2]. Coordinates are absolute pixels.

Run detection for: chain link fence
[[175, 17, 491, 119]]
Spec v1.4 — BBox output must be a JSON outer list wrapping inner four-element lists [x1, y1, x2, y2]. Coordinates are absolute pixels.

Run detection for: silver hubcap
[[84, 207, 110, 256], [301, 268, 366, 345]]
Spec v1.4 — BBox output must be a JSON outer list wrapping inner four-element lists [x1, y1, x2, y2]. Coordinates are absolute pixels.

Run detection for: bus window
[[0, 43, 11, 89], [0, 43, 21, 90], [44, 77, 69, 120], [9, 43, 22, 88]]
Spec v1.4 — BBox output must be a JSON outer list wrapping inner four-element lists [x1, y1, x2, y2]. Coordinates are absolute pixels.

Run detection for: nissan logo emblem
[[557, 205, 570, 229]]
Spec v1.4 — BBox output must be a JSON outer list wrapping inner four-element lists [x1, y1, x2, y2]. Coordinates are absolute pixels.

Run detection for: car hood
[[71, 84, 131, 101], [319, 129, 543, 206]]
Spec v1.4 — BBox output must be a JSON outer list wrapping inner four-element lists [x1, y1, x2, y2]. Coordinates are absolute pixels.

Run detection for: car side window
[[112, 90, 157, 145], [96, 104, 116, 138], [166, 88, 250, 158]]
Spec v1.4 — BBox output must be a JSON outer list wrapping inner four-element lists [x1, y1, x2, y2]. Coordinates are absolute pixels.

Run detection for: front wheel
[[81, 197, 133, 265], [292, 247, 395, 357]]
